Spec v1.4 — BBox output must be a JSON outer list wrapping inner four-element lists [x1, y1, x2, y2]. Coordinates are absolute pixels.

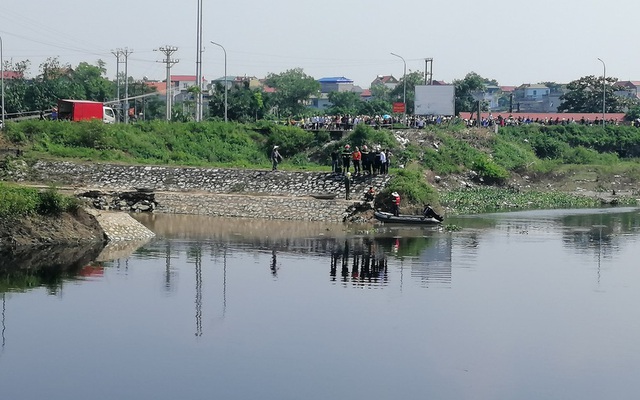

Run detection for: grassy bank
[[0, 182, 78, 218], [2, 119, 640, 214]]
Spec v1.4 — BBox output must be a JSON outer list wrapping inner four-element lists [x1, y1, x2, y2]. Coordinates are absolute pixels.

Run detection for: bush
[[383, 166, 439, 206], [37, 188, 68, 216], [473, 156, 509, 184], [0, 183, 77, 218]]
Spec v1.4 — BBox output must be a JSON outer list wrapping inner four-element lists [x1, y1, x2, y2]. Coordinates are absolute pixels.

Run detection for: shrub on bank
[[382, 166, 439, 207], [0, 183, 76, 218]]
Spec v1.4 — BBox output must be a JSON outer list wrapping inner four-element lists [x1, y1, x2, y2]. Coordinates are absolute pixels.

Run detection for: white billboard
[[414, 85, 455, 116]]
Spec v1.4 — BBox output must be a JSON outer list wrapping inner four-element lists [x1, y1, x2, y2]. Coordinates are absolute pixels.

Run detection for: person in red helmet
[[391, 192, 401, 216]]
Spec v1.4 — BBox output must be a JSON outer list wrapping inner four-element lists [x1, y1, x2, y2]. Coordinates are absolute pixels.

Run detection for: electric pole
[[424, 58, 433, 85], [195, 0, 204, 122], [122, 48, 133, 124], [156, 46, 179, 121], [111, 49, 123, 122]]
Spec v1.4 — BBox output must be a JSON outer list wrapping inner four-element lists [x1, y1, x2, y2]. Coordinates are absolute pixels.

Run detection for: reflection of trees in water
[[147, 234, 449, 289], [0, 243, 104, 295], [560, 213, 629, 259]]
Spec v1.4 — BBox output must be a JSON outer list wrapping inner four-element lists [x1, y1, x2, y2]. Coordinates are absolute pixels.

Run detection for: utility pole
[[111, 49, 123, 122], [195, 0, 204, 121], [1, 35, 5, 129], [122, 48, 133, 124], [156, 46, 179, 121], [424, 58, 433, 85]]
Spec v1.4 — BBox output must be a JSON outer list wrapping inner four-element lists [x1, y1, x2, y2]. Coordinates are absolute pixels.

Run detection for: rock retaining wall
[[16, 161, 392, 222], [26, 161, 391, 198]]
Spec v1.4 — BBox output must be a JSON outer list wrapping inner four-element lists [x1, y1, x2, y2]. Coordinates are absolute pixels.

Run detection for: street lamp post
[[597, 58, 606, 126], [1, 35, 5, 129], [195, 0, 203, 121], [210, 41, 227, 122], [390, 52, 407, 124]]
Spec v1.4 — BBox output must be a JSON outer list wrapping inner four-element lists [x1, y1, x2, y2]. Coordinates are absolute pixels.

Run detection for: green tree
[[71, 61, 114, 101], [453, 72, 489, 115], [327, 91, 361, 115], [2, 59, 31, 114], [358, 98, 391, 116], [209, 82, 266, 122], [370, 84, 392, 102], [264, 68, 320, 117], [557, 75, 635, 113], [539, 81, 564, 94], [389, 71, 424, 114], [25, 57, 85, 111]]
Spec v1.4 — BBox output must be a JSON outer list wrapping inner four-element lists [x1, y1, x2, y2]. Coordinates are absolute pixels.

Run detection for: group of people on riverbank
[[463, 113, 625, 128], [285, 114, 454, 131], [331, 144, 392, 176]]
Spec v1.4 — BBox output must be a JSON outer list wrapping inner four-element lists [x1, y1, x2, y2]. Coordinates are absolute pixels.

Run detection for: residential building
[[512, 83, 558, 113], [318, 77, 354, 93], [614, 81, 640, 99], [370, 75, 399, 90], [1, 70, 23, 80]]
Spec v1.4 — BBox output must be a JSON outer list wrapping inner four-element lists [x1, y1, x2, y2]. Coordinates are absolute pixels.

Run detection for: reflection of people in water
[[270, 249, 278, 277], [393, 238, 400, 253], [328, 239, 388, 285]]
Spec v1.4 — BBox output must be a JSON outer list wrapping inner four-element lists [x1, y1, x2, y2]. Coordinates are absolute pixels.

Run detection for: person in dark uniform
[[331, 149, 339, 173], [341, 144, 351, 175], [360, 145, 370, 175]]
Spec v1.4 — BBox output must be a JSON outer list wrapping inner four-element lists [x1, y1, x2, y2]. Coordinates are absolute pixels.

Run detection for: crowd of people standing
[[331, 144, 392, 176]]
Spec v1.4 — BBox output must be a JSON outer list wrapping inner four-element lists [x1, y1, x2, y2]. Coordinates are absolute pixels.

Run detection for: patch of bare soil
[[0, 208, 106, 248]]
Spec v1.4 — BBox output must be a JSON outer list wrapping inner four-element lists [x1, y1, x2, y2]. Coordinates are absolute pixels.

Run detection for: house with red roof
[[371, 75, 399, 90], [171, 75, 206, 92], [614, 81, 640, 99], [1, 70, 23, 80]]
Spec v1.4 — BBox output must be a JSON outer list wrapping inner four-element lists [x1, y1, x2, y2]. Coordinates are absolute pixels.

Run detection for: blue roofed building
[[318, 77, 354, 93]]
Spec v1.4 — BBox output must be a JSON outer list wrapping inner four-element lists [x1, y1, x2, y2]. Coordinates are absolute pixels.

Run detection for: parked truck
[[56, 99, 116, 124]]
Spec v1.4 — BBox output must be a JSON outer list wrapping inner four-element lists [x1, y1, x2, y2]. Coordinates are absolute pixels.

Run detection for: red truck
[[56, 99, 116, 123]]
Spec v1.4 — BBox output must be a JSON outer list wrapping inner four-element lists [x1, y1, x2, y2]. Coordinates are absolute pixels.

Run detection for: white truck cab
[[103, 106, 116, 124]]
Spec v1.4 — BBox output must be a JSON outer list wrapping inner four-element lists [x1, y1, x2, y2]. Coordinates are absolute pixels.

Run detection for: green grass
[[5, 119, 640, 215], [0, 183, 78, 218], [439, 187, 637, 215]]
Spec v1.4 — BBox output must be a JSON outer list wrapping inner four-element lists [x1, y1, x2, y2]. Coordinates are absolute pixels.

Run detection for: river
[[1, 208, 639, 400]]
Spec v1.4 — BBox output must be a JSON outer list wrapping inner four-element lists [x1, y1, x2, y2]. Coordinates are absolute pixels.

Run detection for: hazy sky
[[2, 0, 638, 88]]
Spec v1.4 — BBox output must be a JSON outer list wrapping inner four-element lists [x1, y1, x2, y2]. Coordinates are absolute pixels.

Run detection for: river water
[[1, 208, 640, 400]]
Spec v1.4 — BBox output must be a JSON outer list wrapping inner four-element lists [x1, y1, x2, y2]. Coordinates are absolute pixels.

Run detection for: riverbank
[[0, 206, 155, 248]]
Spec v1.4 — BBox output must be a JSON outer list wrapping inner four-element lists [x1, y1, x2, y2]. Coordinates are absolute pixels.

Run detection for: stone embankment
[[84, 208, 156, 242], [13, 160, 392, 223]]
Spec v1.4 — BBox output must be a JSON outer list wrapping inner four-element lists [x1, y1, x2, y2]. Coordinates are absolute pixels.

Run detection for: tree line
[[4, 58, 640, 122]]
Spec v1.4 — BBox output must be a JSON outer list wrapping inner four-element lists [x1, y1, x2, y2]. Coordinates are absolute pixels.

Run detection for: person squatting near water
[[364, 186, 375, 202], [271, 145, 283, 171], [391, 191, 401, 216]]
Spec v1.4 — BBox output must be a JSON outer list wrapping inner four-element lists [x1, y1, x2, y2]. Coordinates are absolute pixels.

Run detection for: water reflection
[[3, 209, 640, 400], [329, 239, 389, 286], [1, 293, 5, 354], [0, 243, 104, 294]]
